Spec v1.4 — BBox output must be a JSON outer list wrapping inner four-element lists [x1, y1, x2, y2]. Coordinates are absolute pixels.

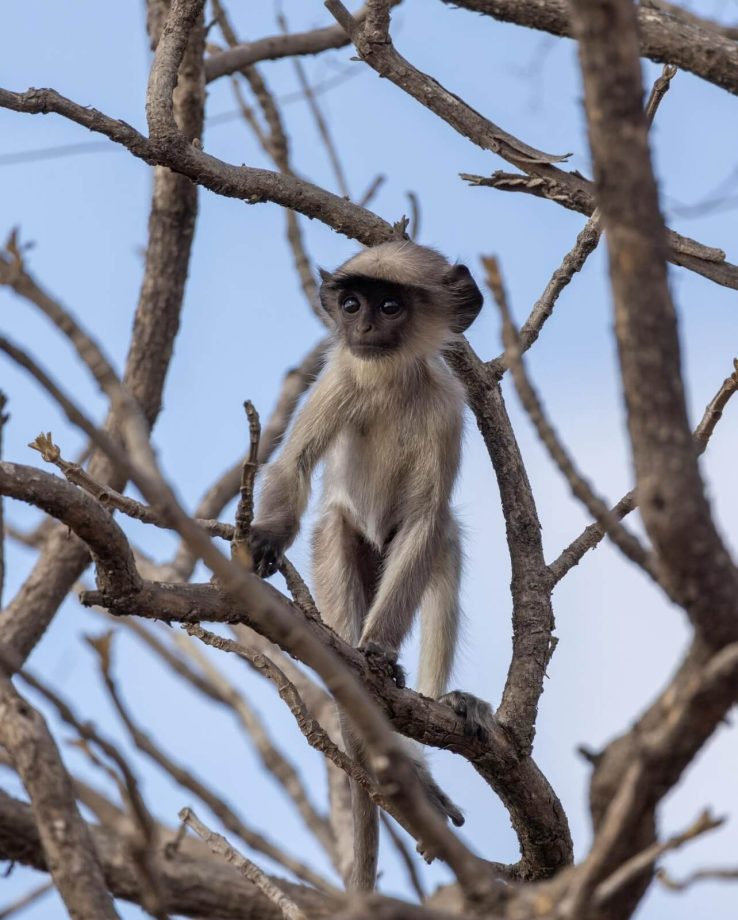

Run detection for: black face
[[325, 278, 414, 359]]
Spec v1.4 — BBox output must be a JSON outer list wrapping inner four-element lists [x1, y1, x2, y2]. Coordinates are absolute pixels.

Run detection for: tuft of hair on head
[[318, 241, 483, 333]]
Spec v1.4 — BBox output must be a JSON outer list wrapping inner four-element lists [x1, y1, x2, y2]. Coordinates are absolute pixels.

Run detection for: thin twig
[[87, 631, 336, 892], [166, 625, 335, 856], [185, 623, 373, 792], [0, 882, 53, 919], [484, 257, 672, 594], [657, 864, 738, 892], [28, 431, 234, 540], [487, 64, 677, 376], [180, 806, 308, 920], [279, 12, 350, 198], [594, 808, 724, 905], [232, 400, 261, 569], [548, 357, 738, 583]]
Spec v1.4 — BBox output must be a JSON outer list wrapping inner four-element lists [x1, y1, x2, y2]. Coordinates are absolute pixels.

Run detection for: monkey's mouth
[[349, 343, 391, 359]]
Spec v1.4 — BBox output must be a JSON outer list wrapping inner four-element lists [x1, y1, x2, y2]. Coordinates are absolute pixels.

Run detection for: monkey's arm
[[250, 372, 345, 576]]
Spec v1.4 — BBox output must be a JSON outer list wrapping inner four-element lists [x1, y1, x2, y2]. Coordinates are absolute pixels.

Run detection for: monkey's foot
[[247, 527, 283, 579], [359, 641, 406, 689], [414, 770, 465, 863], [440, 690, 495, 741]]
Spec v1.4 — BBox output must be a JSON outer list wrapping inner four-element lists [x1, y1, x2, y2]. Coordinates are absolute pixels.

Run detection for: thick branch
[[0, 790, 336, 919], [570, 0, 738, 646], [445, 0, 738, 99]]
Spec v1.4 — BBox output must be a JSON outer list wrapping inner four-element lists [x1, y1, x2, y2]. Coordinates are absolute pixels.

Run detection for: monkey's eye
[[341, 296, 360, 314], [380, 299, 402, 316]]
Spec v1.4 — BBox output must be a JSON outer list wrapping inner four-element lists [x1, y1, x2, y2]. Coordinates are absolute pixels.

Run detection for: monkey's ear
[[443, 264, 483, 333], [318, 267, 339, 321]]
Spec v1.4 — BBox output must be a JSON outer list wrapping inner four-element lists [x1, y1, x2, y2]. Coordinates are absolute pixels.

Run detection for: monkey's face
[[329, 279, 417, 359]]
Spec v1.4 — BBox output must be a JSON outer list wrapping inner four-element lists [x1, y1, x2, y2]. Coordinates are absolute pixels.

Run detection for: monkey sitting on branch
[[250, 240, 484, 890]]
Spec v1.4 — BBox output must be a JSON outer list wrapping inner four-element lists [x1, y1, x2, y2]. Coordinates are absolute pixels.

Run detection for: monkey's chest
[[324, 424, 416, 547]]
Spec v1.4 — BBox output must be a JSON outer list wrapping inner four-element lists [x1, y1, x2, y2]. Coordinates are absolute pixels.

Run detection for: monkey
[[249, 240, 483, 890]]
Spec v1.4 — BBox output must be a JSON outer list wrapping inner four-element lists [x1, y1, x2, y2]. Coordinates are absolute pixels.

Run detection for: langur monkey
[[249, 240, 483, 890]]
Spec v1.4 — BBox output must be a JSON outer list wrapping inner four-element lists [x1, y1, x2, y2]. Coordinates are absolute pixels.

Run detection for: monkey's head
[[318, 241, 483, 360]]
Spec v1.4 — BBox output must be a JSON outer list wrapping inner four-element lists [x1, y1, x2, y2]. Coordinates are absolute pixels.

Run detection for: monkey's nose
[[360, 323, 374, 334]]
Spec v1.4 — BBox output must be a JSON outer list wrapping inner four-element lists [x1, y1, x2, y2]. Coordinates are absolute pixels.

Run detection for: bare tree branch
[[444, 0, 738, 99], [0, 675, 120, 919], [180, 806, 309, 920], [548, 358, 738, 583], [569, 0, 738, 646]]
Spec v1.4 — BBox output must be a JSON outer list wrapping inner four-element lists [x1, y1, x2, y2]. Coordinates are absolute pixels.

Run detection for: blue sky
[[1, 1, 737, 917]]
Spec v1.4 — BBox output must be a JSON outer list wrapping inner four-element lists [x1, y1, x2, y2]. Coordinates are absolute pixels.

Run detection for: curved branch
[[0, 461, 140, 597]]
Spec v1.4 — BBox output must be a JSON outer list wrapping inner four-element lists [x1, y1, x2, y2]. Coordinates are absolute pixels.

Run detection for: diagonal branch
[[549, 359, 738, 583]]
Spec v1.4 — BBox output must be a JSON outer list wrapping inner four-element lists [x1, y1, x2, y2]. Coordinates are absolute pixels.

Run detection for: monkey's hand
[[440, 690, 495, 741], [359, 640, 406, 689], [247, 526, 284, 579]]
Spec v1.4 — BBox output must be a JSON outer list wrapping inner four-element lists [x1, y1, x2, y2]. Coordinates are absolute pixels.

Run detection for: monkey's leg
[[313, 507, 382, 891], [416, 519, 462, 701]]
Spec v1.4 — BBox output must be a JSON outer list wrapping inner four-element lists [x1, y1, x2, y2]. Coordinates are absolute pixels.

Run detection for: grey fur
[[250, 242, 482, 890]]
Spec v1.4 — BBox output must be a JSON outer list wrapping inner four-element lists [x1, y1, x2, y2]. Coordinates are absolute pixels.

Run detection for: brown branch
[[169, 625, 335, 859], [0, 5, 205, 668], [444, 0, 738, 100], [485, 258, 671, 594], [487, 65, 677, 376], [0, 789, 337, 919], [204, 2, 399, 83], [569, 0, 738, 646], [0, 675, 120, 919], [657, 864, 738, 892], [594, 808, 724, 906], [0, 86, 399, 246], [0, 459, 141, 597], [326, 0, 736, 294], [231, 401, 261, 569], [89, 632, 336, 893], [19, 664, 170, 919], [83, 577, 571, 882], [549, 358, 738, 583], [212, 1, 324, 318], [0, 881, 53, 919], [180, 807, 309, 920]]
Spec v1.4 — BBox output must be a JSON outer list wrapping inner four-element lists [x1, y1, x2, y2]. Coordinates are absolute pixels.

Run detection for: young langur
[[249, 240, 483, 890]]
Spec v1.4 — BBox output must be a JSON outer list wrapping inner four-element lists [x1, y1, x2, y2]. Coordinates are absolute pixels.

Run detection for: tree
[[1, 0, 737, 918]]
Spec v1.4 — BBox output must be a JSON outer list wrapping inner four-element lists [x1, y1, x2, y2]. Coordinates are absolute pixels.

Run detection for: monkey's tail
[[348, 781, 379, 890], [339, 710, 379, 891]]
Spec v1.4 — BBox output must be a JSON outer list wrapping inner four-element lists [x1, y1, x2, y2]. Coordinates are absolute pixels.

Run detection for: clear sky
[[1, 1, 737, 917]]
